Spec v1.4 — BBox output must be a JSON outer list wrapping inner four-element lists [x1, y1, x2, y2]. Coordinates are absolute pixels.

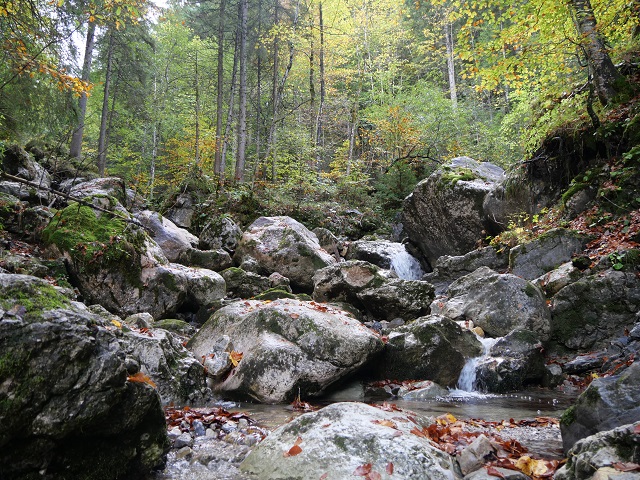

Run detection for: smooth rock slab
[[188, 299, 383, 403], [240, 402, 458, 480]]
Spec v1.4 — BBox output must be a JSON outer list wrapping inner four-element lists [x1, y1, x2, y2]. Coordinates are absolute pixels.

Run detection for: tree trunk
[[315, 1, 325, 167], [194, 49, 201, 168], [222, 29, 239, 168], [235, 0, 248, 182], [69, 20, 96, 159], [97, 30, 115, 176], [568, 0, 628, 106], [214, 0, 226, 178], [444, 22, 457, 110]]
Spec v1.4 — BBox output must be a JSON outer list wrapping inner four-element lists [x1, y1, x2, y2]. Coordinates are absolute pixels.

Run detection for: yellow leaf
[[229, 351, 243, 367], [515, 456, 549, 477], [111, 319, 122, 328], [436, 413, 457, 425]]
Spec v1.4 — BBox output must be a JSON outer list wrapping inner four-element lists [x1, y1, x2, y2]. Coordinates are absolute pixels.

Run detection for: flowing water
[[453, 335, 499, 393], [388, 243, 424, 280]]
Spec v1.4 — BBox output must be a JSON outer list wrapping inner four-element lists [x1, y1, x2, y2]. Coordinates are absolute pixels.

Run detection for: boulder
[[312, 227, 342, 260], [424, 247, 509, 295], [397, 380, 449, 400], [165, 192, 196, 229], [402, 157, 505, 266], [64, 176, 140, 210], [42, 201, 225, 318], [550, 270, 640, 351], [188, 299, 383, 403], [233, 216, 337, 292], [199, 215, 243, 253], [475, 329, 547, 393], [508, 228, 590, 280], [560, 362, 640, 454], [313, 260, 434, 321], [458, 435, 496, 476], [378, 315, 482, 387], [135, 210, 198, 262], [555, 422, 640, 480], [220, 267, 273, 299], [118, 328, 212, 405], [240, 402, 457, 479], [0, 274, 168, 479], [533, 261, 582, 296], [178, 247, 233, 271], [345, 240, 424, 280], [431, 267, 551, 341], [0, 144, 52, 203]]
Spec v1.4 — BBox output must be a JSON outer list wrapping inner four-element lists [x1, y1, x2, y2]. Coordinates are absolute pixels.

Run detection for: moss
[[0, 282, 70, 320], [559, 405, 576, 426], [41, 202, 144, 281], [440, 168, 477, 187], [582, 384, 601, 404], [154, 319, 192, 334], [561, 182, 588, 206], [253, 288, 297, 301], [524, 283, 539, 298]]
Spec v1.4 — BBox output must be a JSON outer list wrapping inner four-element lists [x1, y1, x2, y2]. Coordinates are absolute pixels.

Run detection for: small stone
[[175, 446, 192, 460], [472, 326, 485, 337], [238, 418, 249, 429], [174, 433, 193, 449], [458, 434, 496, 475], [221, 422, 237, 434], [168, 426, 182, 440], [193, 420, 206, 437], [124, 312, 154, 329], [205, 428, 216, 437]]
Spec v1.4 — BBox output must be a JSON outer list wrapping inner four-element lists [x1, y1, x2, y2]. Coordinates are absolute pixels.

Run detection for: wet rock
[[377, 315, 482, 387], [397, 380, 449, 400], [136, 210, 198, 262], [240, 402, 457, 479], [188, 299, 383, 403], [424, 247, 509, 295], [199, 215, 243, 253], [509, 228, 590, 280], [432, 267, 551, 340], [402, 157, 505, 266], [555, 422, 640, 480], [233, 216, 336, 292], [0, 273, 168, 479], [475, 329, 547, 393], [550, 270, 640, 351], [560, 362, 640, 454]]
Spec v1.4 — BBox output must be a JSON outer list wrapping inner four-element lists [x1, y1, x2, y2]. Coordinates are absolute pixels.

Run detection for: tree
[[70, 20, 96, 158], [235, 0, 248, 182]]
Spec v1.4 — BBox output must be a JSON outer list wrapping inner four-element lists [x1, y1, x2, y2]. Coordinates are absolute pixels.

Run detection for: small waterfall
[[389, 244, 424, 280], [455, 336, 498, 392]]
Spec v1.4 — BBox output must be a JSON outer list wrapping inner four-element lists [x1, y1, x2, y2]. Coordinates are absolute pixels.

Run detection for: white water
[[452, 335, 499, 393], [389, 243, 424, 280]]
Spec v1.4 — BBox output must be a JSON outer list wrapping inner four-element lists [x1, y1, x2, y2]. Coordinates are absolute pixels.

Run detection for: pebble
[[193, 420, 206, 437], [174, 433, 194, 449], [175, 446, 192, 461]]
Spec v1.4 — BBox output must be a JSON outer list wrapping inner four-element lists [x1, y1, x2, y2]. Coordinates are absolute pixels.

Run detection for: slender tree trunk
[[222, 30, 239, 168], [70, 21, 96, 159], [568, 0, 628, 106], [235, 0, 248, 182], [253, 0, 263, 182], [315, 2, 325, 166], [97, 30, 115, 176], [269, 0, 280, 181], [214, 0, 226, 178], [444, 22, 457, 110], [194, 50, 201, 168]]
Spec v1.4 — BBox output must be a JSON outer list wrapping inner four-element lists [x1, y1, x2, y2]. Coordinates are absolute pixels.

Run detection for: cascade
[[455, 335, 498, 392], [389, 244, 424, 280]]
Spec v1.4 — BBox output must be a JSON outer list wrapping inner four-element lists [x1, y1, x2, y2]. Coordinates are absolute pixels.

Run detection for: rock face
[[402, 157, 505, 266], [508, 228, 589, 280], [560, 362, 640, 454], [135, 210, 199, 262], [550, 270, 640, 351], [240, 402, 457, 480], [555, 422, 640, 480], [475, 329, 546, 393], [119, 328, 211, 406], [345, 240, 424, 279], [378, 315, 482, 387], [65, 176, 140, 210], [164, 192, 196, 229], [0, 144, 52, 203], [0, 274, 168, 479], [199, 215, 243, 253], [233, 216, 337, 292], [42, 201, 225, 319], [432, 267, 551, 340], [313, 260, 434, 321], [188, 299, 383, 403]]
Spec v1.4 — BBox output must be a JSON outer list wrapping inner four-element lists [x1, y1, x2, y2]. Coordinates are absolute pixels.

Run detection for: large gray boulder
[[313, 260, 434, 321], [550, 270, 640, 351], [560, 362, 640, 454], [345, 240, 424, 280], [42, 201, 225, 319], [508, 228, 590, 280], [64, 176, 140, 210], [234, 216, 337, 292], [118, 328, 211, 406], [199, 215, 243, 253], [431, 267, 551, 340], [475, 329, 547, 393], [164, 192, 196, 229], [402, 157, 505, 266], [0, 144, 52, 202], [378, 315, 482, 387], [188, 299, 383, 403], [135, 210, 199, 262], [0, 274, 168, 479], [555, 422, 640, 480], [424, 247, 509, 295], [240, 402, 458, 479]]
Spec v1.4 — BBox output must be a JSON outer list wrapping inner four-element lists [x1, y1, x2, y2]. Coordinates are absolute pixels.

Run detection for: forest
[[1, 0, 638, 228]]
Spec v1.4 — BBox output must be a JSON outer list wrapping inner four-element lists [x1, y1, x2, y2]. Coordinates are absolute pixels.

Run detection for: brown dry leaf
[[229, 351, 243, 367], [386, 462, 394, 474], [290, 313, 300, 319], [353, 463, 372, 476], [613, 462, 640, 472], [410, 426, 428, 438], [368, 471, 382, 480], [283, 444, 302, 457], [371, 419, 398, 429], [486, 466, 506, 478], [515, 456, 549, 477], [127, 372, 157, 388], [320, 474, 328, 480]]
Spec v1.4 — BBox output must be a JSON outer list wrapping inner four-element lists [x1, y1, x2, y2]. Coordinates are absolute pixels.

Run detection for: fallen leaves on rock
[[229, 350, 243, 366], [127, 371, 157, 388], [283, 436, 303, 457], [165, 405, 267, 441]]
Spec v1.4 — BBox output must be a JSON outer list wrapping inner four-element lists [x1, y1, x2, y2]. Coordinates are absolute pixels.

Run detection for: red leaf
[[367, 472, 382, 480], [320, 474, 328, 480], [634, 424, 640, 434], [354, 463, 372, 476], [613, 462, 640, 472], [386, 462, 394, 474], [486, 466, 506, 478], [283, 444, 302, 457]]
